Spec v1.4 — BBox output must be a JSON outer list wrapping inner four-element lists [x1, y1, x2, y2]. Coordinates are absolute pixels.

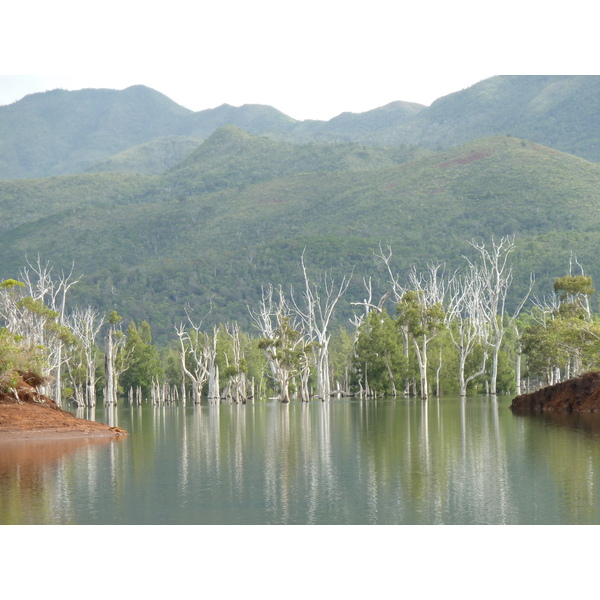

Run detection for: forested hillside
[[391, 76, 600, 161], [1, 130, 600, 341], [0, 86, 193, 178]]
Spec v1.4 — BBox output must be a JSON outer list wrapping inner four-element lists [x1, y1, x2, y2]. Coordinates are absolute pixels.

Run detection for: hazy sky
[[2, 1, 596, 121]]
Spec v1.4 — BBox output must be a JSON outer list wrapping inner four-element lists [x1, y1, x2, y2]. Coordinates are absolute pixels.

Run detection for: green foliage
[[0, 279, 25, 289], [553, 275, 595, 303], [4, 76, 600, 182], [353, 310, 406, 395], [120, 321, 163, 395], [329, 326, 356, 389], [88, 136, 204, 175], [259, 316, 306, 369], [0, 328, 45, 390], [522, 317, 569, 379], [0, 86, 194, 178], [393, 75, 600, 162], [108, 311, 123, 325], [522, 274, 600, 383], [16, 297, 59, 320], [396, 291, 445, 339]]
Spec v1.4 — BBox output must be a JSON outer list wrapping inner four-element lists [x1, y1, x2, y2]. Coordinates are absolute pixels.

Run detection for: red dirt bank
[[0, 374, 127, 439], [510, 372, 600, 414]]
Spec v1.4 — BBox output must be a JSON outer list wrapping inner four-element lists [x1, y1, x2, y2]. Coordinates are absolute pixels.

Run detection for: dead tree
[[103, 312, 130, 406], [67, 306, 104, 407], [468, 236, 533, 395], [292, 254, 351, 401], [250, 285, 307, 403], [374, 245, 413, 395], [396, 264, 449, 400], [176, 309, 217, 404], [222, 323, 249, 404], [446, 269, 489, 396]]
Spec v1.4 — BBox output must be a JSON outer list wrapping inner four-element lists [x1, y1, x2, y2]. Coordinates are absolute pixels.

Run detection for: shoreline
[[0, 402, 128, 440], [0, 429, 127, 441]]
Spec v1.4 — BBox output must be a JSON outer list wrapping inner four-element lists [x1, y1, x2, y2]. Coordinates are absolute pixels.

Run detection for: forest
[[2, 235, 598, 409]]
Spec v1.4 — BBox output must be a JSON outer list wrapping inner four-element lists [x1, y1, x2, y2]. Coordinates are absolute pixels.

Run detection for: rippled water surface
[[2, 396, 600, 524]]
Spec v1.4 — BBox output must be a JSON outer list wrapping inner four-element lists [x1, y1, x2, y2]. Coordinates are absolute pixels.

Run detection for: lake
[[2, 395, 600, 525]]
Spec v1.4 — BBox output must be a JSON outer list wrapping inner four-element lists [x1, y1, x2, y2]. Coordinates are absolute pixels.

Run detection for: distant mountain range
[[1, 75, 599, 179]]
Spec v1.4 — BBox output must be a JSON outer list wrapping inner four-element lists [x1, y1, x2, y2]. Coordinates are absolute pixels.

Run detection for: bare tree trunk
[[104, 328, 115, 405], [249, 285, 307, 403], [468, 237, 533, 395], [515, 333, 522, 396], [176, 309, 220, 405], [295, 254, 350, 401], [384, 353, 397, 397], [435, 346, 442, 398]]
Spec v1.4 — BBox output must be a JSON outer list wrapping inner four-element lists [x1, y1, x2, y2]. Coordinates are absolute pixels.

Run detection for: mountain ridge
[[2, 75, 599, 179]]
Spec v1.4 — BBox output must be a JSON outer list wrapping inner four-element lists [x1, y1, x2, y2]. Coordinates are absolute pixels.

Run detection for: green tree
[[353, 310, 405, 396], [329, 325, 355, 394], [121, 320, 163, 397], [257, 315, 309, 403], [396, 287, 445, 400], [523, 273, 600, 385]]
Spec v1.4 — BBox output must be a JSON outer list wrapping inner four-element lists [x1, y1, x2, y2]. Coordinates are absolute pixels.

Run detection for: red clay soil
[[510, 372, 600, 414], [0, 374, 127, 439], [436, 150, 493, 169]]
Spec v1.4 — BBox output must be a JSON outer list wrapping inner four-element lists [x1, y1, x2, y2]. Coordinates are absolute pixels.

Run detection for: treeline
[[1, 238, 599, 407]]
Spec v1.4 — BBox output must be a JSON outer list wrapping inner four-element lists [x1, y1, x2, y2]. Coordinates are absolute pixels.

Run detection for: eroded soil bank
[[510, 372, 600, 414], [0, 374, 127, 439]]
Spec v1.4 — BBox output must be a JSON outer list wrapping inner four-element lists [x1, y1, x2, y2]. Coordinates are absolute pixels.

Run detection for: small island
[[0, 371, 127, 439]]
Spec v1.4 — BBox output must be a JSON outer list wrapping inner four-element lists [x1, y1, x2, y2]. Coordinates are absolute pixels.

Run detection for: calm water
[[2, 396, 600, 525]]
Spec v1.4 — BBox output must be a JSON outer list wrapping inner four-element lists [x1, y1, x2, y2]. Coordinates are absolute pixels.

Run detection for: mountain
[[160, 124, 429, 195], [279, 101, 426, 143], [1, 131, 599, 340], [2, 76, 599, 180], [389, 75, 600, 161], [182, 103, 297, 138], [0, 85, 193, 178]]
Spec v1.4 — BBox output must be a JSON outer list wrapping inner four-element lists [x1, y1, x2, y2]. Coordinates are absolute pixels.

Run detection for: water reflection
[[0, 436, 118, 524], [510, 409, 600, 523], [512, 408, 600, 436], [3, 397, 600, 524]]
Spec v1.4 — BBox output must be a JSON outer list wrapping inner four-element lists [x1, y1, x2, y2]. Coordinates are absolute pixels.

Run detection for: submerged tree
[[468, 236, 533, 395], [446, 269, 489, 396], [220, 323, 249, 404], [66, 306, 104, 407], [353, 309, 404, 397], [250, 285, 309, 403], [176, 308, 218, 404], [396, 265, 447, 400], [523, 267, 599, 385], [121, 321, 163, 399], [104, 311, 130, 406], [293, 254, 351, 401]]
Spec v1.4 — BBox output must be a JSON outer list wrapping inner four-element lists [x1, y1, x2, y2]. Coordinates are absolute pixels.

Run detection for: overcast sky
[[1, 1, 597, 121]]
